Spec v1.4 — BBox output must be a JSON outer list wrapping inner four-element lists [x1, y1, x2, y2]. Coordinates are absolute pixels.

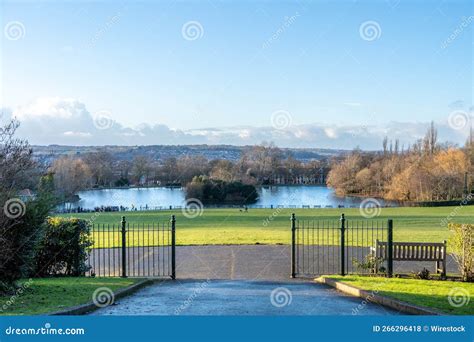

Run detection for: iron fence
[[87, 216, 176, 278], [291, 213, 393, 278]]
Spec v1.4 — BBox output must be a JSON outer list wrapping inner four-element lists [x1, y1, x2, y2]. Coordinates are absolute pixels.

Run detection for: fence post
[[291, 213, 296, 278], [171, 215, 176, 280], [121, 216, 127, 278], [340, 213, 345, 276], [387, 219, 393, 278]]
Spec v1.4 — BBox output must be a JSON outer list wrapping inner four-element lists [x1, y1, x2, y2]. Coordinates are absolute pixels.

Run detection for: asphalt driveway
[[92, 279, 397, 315]]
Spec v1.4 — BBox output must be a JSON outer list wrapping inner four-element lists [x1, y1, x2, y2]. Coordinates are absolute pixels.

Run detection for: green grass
[[0, 277, 140, 315], [59, 206, 474, 246], [324, 275, 474, 315]]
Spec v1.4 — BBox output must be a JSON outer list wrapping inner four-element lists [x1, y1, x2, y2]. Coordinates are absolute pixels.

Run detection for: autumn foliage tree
[[327, 123, 472, 202]]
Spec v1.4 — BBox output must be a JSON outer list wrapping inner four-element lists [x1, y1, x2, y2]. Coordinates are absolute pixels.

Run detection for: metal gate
[[291, 213, 393, 277], [87, 215, 176, 278]]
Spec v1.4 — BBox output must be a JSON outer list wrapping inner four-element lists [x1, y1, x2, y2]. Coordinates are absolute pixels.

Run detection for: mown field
[[58, 206, 474, 246]]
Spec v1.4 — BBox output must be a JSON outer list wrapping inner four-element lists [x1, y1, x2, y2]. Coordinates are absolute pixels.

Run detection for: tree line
[[327, 123, 473, 202], [49, 143, 330, 202]]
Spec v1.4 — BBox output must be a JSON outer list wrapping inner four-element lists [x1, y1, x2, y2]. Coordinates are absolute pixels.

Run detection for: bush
[[412, 268, 431, 280], [448, 223, 474, 282], [33, 217, 93, 277], [0, 188, 55, 293], [186, 176, 258, 204]]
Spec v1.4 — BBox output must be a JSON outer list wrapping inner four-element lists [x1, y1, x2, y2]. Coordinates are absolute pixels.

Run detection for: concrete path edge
[[48, 278, 159, 316], [315, 276, 443, 316]]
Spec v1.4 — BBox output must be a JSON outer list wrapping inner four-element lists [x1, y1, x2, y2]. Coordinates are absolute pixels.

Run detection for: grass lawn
[[0, 277, 141, 315], [59, 206, 474, 246], [324, 275, 474, 315]]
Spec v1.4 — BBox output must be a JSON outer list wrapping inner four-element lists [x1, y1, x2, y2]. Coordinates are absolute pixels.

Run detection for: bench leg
[[435, 261, 440, 274], [442, 258, 447, 278]]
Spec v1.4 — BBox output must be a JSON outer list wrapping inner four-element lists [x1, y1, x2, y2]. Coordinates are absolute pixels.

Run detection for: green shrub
[[33, 217, 93, 277], [448, 223, 474, 282], [186, 176, 258, 204]]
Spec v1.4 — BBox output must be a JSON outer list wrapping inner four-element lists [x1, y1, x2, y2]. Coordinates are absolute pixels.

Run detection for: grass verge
[[0, 277, 140, 315], [323, 275, 474, 315]]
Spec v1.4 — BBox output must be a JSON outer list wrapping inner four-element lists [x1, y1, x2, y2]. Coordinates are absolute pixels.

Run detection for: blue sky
[[0, 0, 472, 148]]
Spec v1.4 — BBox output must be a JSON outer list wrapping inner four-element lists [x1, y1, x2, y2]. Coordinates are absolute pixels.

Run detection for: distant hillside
[[32, 144, 348, 165]]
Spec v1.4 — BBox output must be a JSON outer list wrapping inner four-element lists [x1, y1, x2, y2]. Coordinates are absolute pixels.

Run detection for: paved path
[[92, 280, 398, 315], [89, 245, 459, 279]]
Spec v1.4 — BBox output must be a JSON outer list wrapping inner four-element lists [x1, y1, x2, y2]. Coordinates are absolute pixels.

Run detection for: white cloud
[[1, 97, 471, 150]]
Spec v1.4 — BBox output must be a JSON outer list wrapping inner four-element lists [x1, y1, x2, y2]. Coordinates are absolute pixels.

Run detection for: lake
[[64, 186, 396, 210]]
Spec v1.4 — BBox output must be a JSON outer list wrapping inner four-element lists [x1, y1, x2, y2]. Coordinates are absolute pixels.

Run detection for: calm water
[[66, 186, 395, 210]]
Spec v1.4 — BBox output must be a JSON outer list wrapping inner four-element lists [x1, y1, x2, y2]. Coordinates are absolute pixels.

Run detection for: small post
[[121, 216, 127, 278], [340, 213, 345, 276], [291, 213, 296, 278], [387, 219, 393, 278], [171, 215, 176, 280], [442, 240, 447, 279], [463, 172, 469, 198]]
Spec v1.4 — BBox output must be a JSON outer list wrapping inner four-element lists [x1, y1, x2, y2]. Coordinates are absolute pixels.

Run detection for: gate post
[[340, 213, 345, 276], [121, 216, 127, 278], [387, 219, 393, 278], [171, 215, 176, 280], [291, 213, 296, 278]]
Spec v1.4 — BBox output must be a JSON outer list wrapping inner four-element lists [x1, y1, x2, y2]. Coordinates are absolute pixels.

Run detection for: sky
[[0, 0, 472, 149]]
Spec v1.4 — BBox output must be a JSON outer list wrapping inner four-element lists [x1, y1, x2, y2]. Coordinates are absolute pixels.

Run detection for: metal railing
[[87, 216, 176, 279], [291, 213, 393, 278]]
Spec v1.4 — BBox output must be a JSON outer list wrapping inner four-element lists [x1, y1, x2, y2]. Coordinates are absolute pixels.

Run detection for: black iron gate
[[87, 215, 176, 278], [291, 213, 393, 277]]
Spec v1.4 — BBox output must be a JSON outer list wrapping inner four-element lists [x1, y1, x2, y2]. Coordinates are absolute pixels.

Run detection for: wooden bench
[[373, 240, 447, 277]]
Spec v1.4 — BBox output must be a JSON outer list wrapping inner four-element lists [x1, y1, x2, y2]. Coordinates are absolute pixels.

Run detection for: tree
[[82, 151, 114, 187], [132, 156, 151, 185], [50, 156, 92, 201], [0, 120, 53, 292]]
